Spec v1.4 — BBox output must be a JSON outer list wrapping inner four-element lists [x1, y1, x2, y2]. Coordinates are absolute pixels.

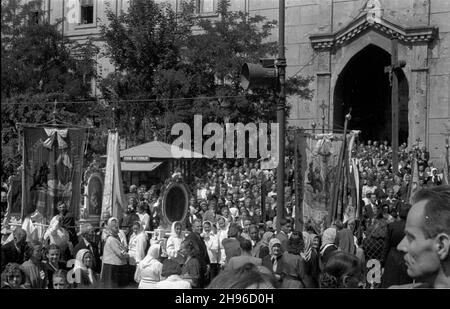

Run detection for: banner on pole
[[101, 131, 126, 220], [22, 127, 86, 221], [300, 133, 344, 230]]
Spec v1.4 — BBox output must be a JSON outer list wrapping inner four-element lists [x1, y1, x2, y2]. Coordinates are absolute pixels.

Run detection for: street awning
[[120, 161, 162, 172], [120, 140, 208, 159]]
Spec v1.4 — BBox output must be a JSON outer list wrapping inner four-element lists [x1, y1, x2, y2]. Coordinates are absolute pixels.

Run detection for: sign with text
[[122, 156, 151, 162]]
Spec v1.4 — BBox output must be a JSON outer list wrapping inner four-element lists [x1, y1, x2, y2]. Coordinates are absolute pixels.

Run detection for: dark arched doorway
[[333, 45, 409, 144]]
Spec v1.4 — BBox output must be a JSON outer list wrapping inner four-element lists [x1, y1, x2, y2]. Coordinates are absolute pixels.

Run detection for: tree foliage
[[1, 0, 100, 177], [100, 0, 314, 145]]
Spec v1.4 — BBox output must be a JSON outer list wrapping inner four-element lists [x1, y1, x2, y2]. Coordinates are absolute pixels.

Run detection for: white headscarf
[[170, 221, 183, 239], [140, 243, 161, 269], [320, 228, 337, 255]]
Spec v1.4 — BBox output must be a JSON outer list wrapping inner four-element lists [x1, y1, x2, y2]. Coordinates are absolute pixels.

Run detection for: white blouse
[[128, 232, 148, 266], [166, 236, 183, 260]]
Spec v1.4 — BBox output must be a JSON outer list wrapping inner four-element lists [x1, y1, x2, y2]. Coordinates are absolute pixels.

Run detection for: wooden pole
[[391, 38, 399, 175], [294, 130, 303, 231], [330, 110, 351, 226]]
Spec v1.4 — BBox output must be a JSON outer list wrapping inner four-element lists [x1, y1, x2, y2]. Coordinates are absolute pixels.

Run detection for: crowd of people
[[1, 140, 449, 289]]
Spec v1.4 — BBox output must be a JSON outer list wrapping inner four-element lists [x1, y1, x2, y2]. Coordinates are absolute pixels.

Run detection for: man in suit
[[73, 223, 101, 273], [276, 218, 291, 252], [226, 239, 262, 271], [1, 227, 28, 272], [184, 218, 210, 288]]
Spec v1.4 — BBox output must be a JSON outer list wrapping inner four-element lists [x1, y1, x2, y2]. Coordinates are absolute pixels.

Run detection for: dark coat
[[381, 220, 413, 288], [222, 238, 241, 263], [61, 212, 77, 245], [1, 241, 27, 272], [262, 254, 283, 278], [184, 232, 210, 288]]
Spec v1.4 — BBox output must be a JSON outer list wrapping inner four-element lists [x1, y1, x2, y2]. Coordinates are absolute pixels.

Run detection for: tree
[[1, 0, 100, 175], [100, 0, 313, 146]]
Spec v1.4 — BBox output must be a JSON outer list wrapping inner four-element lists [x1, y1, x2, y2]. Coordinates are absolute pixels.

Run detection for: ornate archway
[[309, 5, 436, 146]]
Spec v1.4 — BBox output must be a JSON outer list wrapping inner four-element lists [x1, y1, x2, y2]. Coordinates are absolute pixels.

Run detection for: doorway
[[333, 44, 409, 144]]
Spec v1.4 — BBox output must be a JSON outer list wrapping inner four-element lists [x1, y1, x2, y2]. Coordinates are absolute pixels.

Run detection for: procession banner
[[22, 127, 86, 221], [101, 131, 126, 220], [408, 158, 419, 204], [300, 133, 344, 230]]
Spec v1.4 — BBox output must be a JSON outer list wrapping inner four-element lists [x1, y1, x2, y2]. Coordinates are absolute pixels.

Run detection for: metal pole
[[276, 0, 286, 234]]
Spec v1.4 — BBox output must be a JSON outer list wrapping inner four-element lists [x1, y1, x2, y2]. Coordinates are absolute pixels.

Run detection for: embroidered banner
[[22, 127, 86, 221], [300, 133, 344, 229]]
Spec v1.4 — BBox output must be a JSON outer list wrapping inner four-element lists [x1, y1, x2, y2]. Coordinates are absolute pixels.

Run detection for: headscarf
[[74, 248, 94, 284], [301, 231, 313, 261], [269, 237, 282, 257], [75, 249, 91, 271], [260, 232, 274, 247], [320, 228, 337, 255], [140, 243, 161, 270], [202, 220, 214, 236], [170, 221, 183, 238]]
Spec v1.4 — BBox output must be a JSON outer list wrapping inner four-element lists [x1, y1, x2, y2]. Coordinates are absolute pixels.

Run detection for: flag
[[101, 131, 126, 220], [408, 158, 419, 204], [22, 126, 86, 221]]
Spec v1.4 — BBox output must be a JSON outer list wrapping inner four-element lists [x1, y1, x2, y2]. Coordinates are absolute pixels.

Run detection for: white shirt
[[203, 232, 219, 264]]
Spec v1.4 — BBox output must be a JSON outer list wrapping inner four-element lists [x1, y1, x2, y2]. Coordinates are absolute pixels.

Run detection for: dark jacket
[[61, 212, 77, 246], [381, 220, 412, 288], [262, 254, 283, 278], [184, 232, 210, 288], [222, 238, 241, 263], [1, 241, 27, 272]]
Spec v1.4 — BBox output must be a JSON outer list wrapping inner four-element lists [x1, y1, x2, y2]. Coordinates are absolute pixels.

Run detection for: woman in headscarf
[[302, 232, 320, 288], [100, 217, 129, 288], [261, 238, 283, 282], [216, 216, 229, 267], [202, 221, 219, 281], [166, 221, 185, 264], [320, 227, 338, 269], [280, 231, 307, 288], [134, 243, 163, 289], [258, 231, 273, 259], [73, 249, 99, 288], [127, 221, 148, 285]]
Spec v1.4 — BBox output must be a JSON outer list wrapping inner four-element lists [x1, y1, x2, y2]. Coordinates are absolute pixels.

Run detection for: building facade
[[36, 0, 450, 166]]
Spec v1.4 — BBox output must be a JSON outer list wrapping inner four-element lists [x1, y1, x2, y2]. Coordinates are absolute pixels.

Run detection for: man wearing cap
[[73, 223, 101, 273]]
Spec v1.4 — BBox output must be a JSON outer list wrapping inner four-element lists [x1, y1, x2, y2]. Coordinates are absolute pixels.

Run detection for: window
[[196, 0, 217, 15], [80, 0, 94, 24], [29, 0, 41, 25]]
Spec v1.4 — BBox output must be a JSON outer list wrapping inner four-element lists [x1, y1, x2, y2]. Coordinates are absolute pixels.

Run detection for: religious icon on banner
[[87, 174, 103, 217], [22, 127, 86, 221]]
